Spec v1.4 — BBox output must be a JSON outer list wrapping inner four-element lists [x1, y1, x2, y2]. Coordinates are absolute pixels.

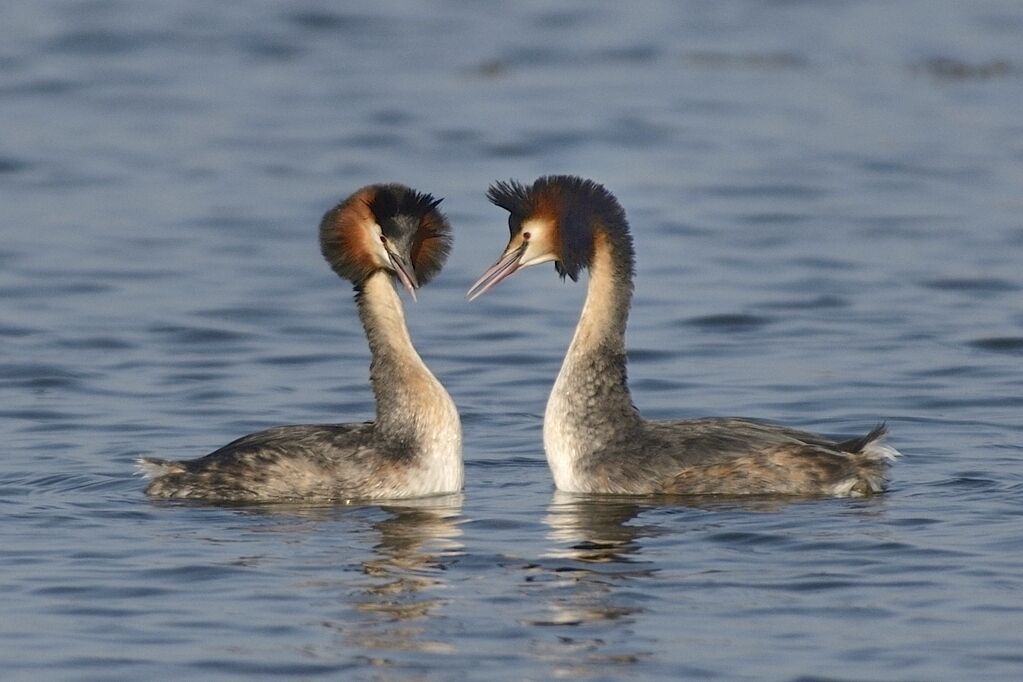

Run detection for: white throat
[[543, 241, 623, 492], [360, 273, 463, 494]]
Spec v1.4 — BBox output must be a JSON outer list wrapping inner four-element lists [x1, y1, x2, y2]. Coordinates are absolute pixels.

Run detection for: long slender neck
[[355, 272, 451, 443], [568, 229, 633, 361], [545, 227, 642, 478]]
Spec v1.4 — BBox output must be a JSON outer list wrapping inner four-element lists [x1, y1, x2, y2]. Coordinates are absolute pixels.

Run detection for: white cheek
[[368, 223, 390, 263], [521, 250, 557, 268], [519, 219, 557, 267]]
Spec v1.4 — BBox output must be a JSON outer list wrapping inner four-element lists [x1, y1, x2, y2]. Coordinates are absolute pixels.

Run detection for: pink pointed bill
[[388, 251, 419, 302], [466, 244, 526, 301]]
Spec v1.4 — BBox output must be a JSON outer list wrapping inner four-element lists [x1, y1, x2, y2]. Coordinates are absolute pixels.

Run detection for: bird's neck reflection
[[544, 491, 658, 564], [337, 495, 464, 653], [525, 492, 660, 674]]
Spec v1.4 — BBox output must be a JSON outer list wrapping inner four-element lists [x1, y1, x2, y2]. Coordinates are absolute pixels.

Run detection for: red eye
[[522, 231, 531, 240], [380, 235, 387, 243]]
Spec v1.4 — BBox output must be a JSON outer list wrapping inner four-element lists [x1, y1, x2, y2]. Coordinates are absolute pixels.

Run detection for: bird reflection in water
[[532, 493, 829, 677], [249, 494, 464, 661], [527, 491, 662, 675], [344, 495, 464, 656]]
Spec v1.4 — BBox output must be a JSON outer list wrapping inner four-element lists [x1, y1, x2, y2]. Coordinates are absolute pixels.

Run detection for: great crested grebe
[[140, 184, 462, 502], [468, 175, 898, 497]]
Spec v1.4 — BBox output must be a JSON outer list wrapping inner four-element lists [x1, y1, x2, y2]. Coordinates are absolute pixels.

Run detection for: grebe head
[[320, 184, 452, 300], [467, 175, 628, 300]]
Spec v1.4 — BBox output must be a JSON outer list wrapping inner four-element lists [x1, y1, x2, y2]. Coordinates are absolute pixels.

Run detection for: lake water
[[2, 1, 1023, 679]]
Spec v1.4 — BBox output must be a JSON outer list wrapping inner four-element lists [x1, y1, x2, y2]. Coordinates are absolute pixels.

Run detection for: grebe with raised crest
[[468, 175, 898, 497], [140, 184, 462, 502]]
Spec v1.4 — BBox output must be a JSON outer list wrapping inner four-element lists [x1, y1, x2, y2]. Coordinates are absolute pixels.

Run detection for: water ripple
[[148, 325, 253, 345], [923, 277, 1020, 293], [969, 337, 1023, 355], [681, 313, 771, 332]]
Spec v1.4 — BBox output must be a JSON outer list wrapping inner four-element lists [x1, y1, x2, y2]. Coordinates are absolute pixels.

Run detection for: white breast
[[543, 374, 586, 492], [406, 371, 464, 496]]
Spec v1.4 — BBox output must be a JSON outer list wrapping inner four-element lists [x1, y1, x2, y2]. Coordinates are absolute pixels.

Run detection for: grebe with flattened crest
[[468, 175, 898, 497], [140, 184, 462, 502]]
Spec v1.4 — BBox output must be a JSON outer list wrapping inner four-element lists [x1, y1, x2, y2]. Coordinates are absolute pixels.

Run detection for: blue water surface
[[2, 1, 1022, 680]]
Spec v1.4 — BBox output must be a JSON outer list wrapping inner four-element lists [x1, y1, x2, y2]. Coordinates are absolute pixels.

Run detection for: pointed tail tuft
[[836, 423, 901, 463], [860, 423, 901, 463], [135, 457, 178, 479]]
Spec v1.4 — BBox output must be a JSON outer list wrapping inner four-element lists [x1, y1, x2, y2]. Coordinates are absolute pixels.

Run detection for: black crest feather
[[486, 175, 634, 282], [368, 184, 452, 285], [486, 180, 532, 227], [368, 185, 444, 229], [319, 183, 452, 287]]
